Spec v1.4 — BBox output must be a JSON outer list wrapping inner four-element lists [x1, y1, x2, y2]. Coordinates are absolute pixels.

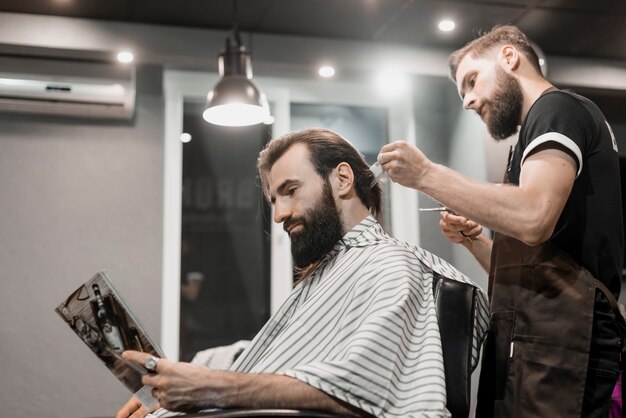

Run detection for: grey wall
[[413, 76, 491, 417], [0, 65, 165, 418], [413, 75, 489, 290], [413, 76, 454, 263]]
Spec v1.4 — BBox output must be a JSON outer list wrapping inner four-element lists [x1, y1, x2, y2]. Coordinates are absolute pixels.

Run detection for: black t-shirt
[[507, 90, 623, 298]]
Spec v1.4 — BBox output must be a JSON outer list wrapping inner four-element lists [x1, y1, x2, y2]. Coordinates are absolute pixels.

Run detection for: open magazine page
[[55, 270, 164, 408]]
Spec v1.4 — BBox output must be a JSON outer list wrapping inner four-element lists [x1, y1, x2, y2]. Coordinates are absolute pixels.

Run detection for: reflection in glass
[[180, 100, 272, 361]]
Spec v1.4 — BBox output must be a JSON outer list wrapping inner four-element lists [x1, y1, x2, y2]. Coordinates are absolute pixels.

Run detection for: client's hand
[[115, 395, 160, 418], [122, 350, 224, 412], [439, 211, 482, 244]]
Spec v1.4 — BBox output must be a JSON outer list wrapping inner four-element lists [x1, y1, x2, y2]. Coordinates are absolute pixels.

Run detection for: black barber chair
[[432, 273, 478, 418], [180, 275, 480, 418]]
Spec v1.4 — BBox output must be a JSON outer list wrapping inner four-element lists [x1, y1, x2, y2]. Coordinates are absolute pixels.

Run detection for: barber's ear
[[334, 162, 355, 198], [500, 45, 520, 71]]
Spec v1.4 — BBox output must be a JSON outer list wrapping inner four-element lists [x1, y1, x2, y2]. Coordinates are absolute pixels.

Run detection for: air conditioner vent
[[0, 56, 135, 120]]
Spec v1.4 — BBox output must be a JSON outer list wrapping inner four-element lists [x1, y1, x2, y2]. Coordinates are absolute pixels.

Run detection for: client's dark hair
[[257, 128, 382, 216]]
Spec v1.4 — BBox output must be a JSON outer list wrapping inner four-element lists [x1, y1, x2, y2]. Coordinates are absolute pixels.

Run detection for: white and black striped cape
[[231, 215, 489, 418]]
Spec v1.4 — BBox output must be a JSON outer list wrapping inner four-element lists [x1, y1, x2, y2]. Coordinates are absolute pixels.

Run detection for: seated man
[[118, 128, 488, 418]]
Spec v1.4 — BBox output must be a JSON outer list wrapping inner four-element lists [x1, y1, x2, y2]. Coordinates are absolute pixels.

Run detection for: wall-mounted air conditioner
[[0, 56, 135, 120]]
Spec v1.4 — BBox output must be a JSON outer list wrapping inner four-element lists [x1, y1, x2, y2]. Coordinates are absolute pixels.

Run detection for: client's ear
[[335, 162, 355, 198]]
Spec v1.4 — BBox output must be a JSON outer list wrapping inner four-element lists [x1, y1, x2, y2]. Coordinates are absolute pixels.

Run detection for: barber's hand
[[439, 211, 482, 244], [115, 395, 159, 418], [122, 350, 228, 412], [378, 141, 433, 190]]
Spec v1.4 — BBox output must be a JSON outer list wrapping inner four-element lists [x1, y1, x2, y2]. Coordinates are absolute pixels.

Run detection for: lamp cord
[[232, 0, 242, 47]]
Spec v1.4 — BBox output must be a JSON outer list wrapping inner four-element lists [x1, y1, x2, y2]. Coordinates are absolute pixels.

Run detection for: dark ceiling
[[1, 0, 625, 61]]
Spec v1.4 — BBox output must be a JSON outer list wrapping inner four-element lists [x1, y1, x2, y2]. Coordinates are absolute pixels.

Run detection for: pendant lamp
[[203, 28, 270, 127]]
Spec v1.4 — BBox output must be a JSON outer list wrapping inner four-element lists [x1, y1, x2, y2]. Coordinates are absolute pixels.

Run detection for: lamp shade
[[203, 43, 270, 127]]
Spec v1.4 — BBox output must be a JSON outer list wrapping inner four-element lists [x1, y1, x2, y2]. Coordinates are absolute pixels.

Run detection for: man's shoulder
[[351, 239, 421, 269], [530, 90, 593, 121], [536, 89, 582, 104], [356, 237, 456, 275], [520, 90, 597, 150]]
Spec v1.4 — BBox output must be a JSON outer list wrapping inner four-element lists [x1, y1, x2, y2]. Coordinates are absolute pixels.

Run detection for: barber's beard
[[285, 182, 344, 269], [485, 66, 524, 141]]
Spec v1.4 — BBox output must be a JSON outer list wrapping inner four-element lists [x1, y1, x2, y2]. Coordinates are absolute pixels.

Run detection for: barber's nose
[[273, 200, 291, 225], [463, 93, 476, 110]]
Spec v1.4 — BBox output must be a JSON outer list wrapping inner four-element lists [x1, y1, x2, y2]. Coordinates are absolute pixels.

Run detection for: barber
[[378, 25, 624, 418]]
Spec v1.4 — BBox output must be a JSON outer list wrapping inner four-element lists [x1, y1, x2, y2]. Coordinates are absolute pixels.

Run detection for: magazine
[[55, 270, 164, 407]]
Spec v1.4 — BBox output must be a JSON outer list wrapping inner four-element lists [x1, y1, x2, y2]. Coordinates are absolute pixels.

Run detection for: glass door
[[178, 100, 272, 361]]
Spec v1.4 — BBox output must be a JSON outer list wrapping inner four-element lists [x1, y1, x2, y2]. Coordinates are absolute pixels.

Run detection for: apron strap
[[592, 277, 626, 356]]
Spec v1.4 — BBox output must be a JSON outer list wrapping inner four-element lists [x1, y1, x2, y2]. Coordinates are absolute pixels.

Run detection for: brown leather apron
[[475, 232, 598, 417]]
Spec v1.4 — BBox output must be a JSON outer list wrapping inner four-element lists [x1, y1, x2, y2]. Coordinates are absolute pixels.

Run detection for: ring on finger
[[144, 355, 160, 373], [459, 231, 473, 242]]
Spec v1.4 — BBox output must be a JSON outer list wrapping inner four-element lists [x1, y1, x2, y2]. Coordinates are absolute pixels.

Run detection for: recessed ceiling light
[[438, 20, 456, 32], [180, 133, 192, 143], [117, 51, 134, 63], [318, 66, 335, 78]]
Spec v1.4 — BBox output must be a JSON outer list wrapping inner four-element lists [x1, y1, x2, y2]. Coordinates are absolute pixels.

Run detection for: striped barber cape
[[231, 215, 489, 418]]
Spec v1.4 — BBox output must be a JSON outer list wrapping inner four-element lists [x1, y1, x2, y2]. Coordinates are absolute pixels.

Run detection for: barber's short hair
[[257, 128, 382, 216], [448, 25, 542, 81]]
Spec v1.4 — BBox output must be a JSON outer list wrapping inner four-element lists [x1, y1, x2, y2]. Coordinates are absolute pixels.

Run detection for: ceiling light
[[117, 51, 134, 63], [318, 66, 335, 78], [203, 29, 270, 127], [180, 133, 192, 143], [438, 20, 456, 32]]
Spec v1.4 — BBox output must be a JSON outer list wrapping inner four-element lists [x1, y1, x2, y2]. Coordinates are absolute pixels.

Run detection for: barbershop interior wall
[[0, 65, 165, 418], [413, 76, 489, 290], [413, 76, 489, 416]]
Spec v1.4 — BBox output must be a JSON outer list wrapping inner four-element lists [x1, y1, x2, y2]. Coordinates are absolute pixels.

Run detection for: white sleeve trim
[[521, 132, 583, 178]]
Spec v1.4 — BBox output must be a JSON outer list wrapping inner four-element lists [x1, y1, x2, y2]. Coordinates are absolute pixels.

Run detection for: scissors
[[370, 162, 456, 214]]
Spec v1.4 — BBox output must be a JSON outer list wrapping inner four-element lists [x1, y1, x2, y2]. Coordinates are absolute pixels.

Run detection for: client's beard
[[285, 182, 344, 269]]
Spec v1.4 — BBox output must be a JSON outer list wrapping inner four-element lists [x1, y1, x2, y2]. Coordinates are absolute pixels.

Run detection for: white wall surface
[[0, 74, 164, 418]]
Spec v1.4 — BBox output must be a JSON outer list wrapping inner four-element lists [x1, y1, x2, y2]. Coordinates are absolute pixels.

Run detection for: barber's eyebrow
[[458, 71, 475, 99], [458, 76, 468, 99], [270, 179, 300, 203]]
